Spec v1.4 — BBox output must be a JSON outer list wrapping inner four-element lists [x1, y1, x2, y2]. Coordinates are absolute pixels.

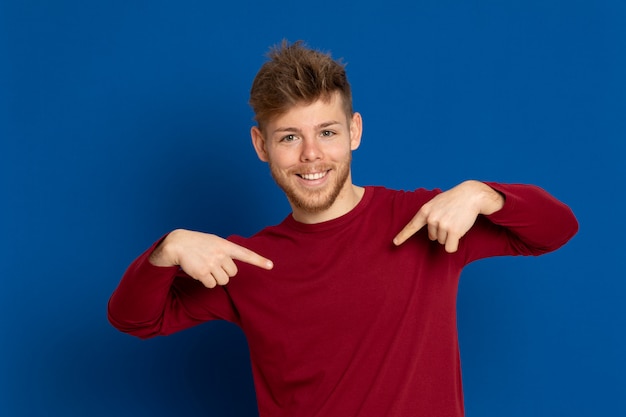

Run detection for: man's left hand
[[393, 180, 504, 253]]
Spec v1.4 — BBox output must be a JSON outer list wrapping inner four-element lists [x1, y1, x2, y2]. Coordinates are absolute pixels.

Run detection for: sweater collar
[[281, 186, 375, 233]]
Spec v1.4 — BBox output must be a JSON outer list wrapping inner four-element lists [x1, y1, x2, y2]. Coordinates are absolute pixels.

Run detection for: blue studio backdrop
[[1, 1, 624, 416]]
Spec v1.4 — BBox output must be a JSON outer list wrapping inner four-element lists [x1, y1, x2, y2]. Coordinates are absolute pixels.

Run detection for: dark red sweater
[[108, 184, 578, 417]]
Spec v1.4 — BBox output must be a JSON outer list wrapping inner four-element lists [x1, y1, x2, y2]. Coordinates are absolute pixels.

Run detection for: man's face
[[251, 93, 362, 219]]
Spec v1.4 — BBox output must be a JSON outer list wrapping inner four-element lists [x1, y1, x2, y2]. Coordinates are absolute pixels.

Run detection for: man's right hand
[[149, 229, 274, 288]]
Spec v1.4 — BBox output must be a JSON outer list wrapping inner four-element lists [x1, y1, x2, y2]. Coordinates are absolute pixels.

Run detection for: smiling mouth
[[298, 171, 328, 180], [297, 170, 331, 181]]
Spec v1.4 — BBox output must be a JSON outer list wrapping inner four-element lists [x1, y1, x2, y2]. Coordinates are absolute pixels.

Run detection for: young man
[[108, 41, 578, 417]]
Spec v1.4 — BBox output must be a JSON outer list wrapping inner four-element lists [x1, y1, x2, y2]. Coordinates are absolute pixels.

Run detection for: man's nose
[[300, 137, 323, 162]]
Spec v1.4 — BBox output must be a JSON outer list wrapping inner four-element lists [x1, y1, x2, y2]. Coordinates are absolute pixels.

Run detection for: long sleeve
[[461, 182, 579, 263], [108, 238, 237, 339]]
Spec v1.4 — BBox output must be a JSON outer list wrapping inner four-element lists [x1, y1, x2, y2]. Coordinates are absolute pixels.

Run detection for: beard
[[269, 155, 352, 214]]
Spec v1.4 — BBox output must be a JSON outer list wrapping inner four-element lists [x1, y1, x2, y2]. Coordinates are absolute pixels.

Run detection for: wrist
[[473, 181, 504, 215], [148, 230, 181, 267]]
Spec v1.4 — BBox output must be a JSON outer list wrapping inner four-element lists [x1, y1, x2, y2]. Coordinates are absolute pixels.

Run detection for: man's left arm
[[393, 180, 578, 255]]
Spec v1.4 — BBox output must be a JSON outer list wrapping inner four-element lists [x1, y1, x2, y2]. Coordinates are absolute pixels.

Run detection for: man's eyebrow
[[318, 121, 342, 129], [272, 121, 342, 134]]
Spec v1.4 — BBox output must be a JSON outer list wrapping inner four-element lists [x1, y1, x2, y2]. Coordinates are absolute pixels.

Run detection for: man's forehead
[[266, 94, 348, 130]]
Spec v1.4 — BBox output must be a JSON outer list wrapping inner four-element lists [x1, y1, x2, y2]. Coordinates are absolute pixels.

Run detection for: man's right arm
[[107, 230, 273, 339]]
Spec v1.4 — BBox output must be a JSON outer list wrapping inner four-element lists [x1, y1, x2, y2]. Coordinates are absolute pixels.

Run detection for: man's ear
[[251, 126, 269, 162], [350, 112, 363, 151]]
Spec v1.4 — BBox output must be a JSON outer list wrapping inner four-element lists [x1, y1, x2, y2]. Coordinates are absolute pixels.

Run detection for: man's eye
[[281, 134, 297, 142], [321, 130, 335, 137]]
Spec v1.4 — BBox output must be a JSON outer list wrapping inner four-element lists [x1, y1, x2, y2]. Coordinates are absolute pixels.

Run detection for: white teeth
[[301, 172, 327, 180]]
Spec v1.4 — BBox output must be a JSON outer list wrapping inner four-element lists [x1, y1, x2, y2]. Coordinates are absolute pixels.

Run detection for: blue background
[[1, 1, 624, 416]]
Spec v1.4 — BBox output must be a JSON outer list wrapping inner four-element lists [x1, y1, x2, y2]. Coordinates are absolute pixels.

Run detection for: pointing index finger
[[393, 211, 427, 246], [227, 240, 274, 270]]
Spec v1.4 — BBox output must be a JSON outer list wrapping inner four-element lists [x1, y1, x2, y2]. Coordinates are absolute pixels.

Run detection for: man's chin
[[288, 192, 335, 214], [272, 165, 351, 215]]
